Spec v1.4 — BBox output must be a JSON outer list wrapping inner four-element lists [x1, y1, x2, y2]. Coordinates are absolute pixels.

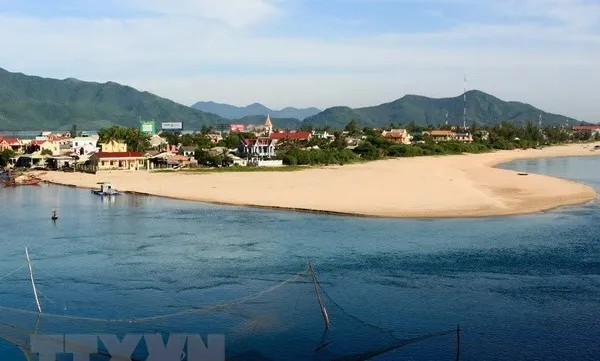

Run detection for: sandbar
[[35, 143, 600, 218]]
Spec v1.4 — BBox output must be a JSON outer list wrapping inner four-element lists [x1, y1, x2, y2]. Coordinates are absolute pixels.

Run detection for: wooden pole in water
[[25, 247, 42, 313], [308, 263, 330, 330], [455, 324, 460, 361]]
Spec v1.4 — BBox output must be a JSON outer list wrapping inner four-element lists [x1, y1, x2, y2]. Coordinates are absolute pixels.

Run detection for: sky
[[0, 0, 599, 121]]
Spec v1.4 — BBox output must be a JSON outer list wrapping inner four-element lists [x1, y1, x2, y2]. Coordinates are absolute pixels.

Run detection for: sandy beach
[[35, 143, 600, 218]]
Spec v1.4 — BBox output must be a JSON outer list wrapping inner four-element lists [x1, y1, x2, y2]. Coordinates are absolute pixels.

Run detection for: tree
[[162, 131, 181, 146], [299, 124, 313, 132], [70, 124, 78, 138], [344, 120, 360, 135], [40, 149, 53, 156], [0, 149, 15, 167]]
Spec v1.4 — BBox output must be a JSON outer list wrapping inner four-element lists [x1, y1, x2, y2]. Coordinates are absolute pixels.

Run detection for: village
[[1, 116, 599, 174]]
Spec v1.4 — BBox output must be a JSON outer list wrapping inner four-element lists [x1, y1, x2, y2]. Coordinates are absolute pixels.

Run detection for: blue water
[[1, 156, 600, 360]]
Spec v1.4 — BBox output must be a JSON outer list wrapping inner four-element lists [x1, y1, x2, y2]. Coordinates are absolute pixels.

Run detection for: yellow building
[[99, 140, 127, 152]]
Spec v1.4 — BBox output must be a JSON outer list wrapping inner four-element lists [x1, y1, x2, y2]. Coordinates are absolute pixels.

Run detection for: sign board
[[161, 122, 183, 130], [140, 121, 155, 134], [230, 124, 245, 132]]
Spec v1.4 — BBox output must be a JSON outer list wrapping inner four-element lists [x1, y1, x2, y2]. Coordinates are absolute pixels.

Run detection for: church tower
[[265, 114, 273, 136]]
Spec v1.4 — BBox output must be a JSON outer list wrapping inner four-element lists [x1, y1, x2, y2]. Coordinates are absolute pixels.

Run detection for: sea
[[0, 155, 599, 361]]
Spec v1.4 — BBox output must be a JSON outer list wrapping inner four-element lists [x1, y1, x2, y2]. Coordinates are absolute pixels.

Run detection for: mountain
[[303, 90, 581, 129], [192, 101, 321, 120], [0, 67, 224, 131], [225, 115, 301, 130]]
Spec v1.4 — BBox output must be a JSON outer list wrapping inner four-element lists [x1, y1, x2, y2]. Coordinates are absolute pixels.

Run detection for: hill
[[0, 67, 224, 131], [303, 90, 581, 129], [192, 101, 320, 120]]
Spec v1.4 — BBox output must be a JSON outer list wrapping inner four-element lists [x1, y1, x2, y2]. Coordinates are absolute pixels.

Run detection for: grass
[[152, 165, 308, 173]]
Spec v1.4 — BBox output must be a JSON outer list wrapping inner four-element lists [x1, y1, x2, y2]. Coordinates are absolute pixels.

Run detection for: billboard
[[230, 124, 245, 132], [140, 121, 156, 134], [161, 122, 183, 130]]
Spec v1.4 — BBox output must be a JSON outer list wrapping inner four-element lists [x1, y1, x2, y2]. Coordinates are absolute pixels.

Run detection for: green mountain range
[[0, 67, 224, 131], [0, 67, 586, 131], [304, 91, 582, 129], [192, 101, 320, 120]]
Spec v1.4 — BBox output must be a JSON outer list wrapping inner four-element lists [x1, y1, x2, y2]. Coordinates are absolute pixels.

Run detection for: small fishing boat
[[91, 182, 122, 196], [3, 178, 41, 187], [51, 209, 58, 221]]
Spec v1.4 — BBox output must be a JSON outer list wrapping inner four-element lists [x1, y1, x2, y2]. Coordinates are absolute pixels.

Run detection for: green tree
[[0, 149, 15, 167], [344, 120, 360, 135], [70, 124, 78, 138], [40, 149, 53, 156]]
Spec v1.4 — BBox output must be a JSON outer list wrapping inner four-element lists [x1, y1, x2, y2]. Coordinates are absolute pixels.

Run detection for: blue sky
[[0, 0, 599, 121]]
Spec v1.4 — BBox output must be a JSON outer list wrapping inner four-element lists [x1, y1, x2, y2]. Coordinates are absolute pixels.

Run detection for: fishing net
[[0, 255, 458, 361]]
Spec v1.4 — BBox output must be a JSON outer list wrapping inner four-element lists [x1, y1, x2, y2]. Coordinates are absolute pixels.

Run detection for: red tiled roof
[[2, 138, 20, 144], [573, 125, 600, 130], [93, 151, 145, 159], [30, 140, 48, 146], [269, 132, 311, 140]]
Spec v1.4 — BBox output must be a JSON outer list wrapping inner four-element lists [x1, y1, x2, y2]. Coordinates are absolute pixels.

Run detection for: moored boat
[[3, 178, 41, 187], [91, 182, 122, 196]]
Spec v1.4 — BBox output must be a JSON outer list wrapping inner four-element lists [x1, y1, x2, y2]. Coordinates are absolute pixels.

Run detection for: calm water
[[1, 156, 600, 360]]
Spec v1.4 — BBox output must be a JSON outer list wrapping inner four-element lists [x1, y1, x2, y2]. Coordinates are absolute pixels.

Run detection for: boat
[[91, 182, 122, 196], [3, 178, 41, 187], [51, 209, 58, 221]]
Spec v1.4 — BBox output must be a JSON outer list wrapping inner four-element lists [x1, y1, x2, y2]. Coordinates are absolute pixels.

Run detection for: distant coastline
[[34, 143, 600, 219]]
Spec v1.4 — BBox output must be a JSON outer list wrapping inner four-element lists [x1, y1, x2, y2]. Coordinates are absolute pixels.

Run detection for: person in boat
[[51, 209, 58, 220]]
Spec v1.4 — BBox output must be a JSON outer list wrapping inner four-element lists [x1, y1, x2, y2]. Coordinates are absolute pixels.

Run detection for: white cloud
[[0, 0, 598, 121]]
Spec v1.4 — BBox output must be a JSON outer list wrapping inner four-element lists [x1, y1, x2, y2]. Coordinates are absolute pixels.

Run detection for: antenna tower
[[463, 75, 467, 129]]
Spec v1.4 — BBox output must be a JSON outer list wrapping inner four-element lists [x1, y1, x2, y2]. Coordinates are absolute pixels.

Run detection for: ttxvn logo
[[30, 333, 225, 361]]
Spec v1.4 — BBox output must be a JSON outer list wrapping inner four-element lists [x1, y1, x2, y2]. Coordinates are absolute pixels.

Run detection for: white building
[[70, 136, 98, 156]]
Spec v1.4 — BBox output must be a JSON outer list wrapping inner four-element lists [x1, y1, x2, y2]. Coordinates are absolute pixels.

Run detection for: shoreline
[[34, 143, 600, 219]]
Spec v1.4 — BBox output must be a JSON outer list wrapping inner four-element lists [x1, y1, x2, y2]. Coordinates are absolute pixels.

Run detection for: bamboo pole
[[308, 263, 330, 330], [25, 247, 42, 313]]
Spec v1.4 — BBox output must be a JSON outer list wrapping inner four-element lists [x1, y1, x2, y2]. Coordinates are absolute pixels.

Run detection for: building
[[454, 133, 473, 143], [422, 130, 473, 142], [71, 137, 98, 156], [381, 129, 411, 144], [269, 131, 312, 141], [312, 130, 336, 141], [207, 133, 223, 143], [149, 134, 167, 149], [0, 137, 10, 152], [573, 125, 600, 136], [99, 140, 127, 152], [230, 124, 246, 132], [178, 146, 196, 157], [237, 137, 277, 159], [90, 151, 147, 170], [27, 140, 61, 155], [0, 138, 23, 153]]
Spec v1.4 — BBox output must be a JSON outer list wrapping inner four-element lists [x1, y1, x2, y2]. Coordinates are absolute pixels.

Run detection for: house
[[207, 133, 223, 143], [312, 130, 335, 141], [422, 130, 473, 142], [454, 133, 473, 143], [237, 137, 277, 159], [99, 140, 127, 152], [0, 137, 9, 152], [381, 129, 411, 144], [178, 146, 196, 157], [1, 138, 23, 153], [573, 125, 600, 136], [230, 124, 246, 132], [269, 131, 312, 141], [149, 134, 167, 149], [27, 140, 61, 155], [423, 130, 455, 142], [70, 137, 98, 156], [90, 151, 147, 170]]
